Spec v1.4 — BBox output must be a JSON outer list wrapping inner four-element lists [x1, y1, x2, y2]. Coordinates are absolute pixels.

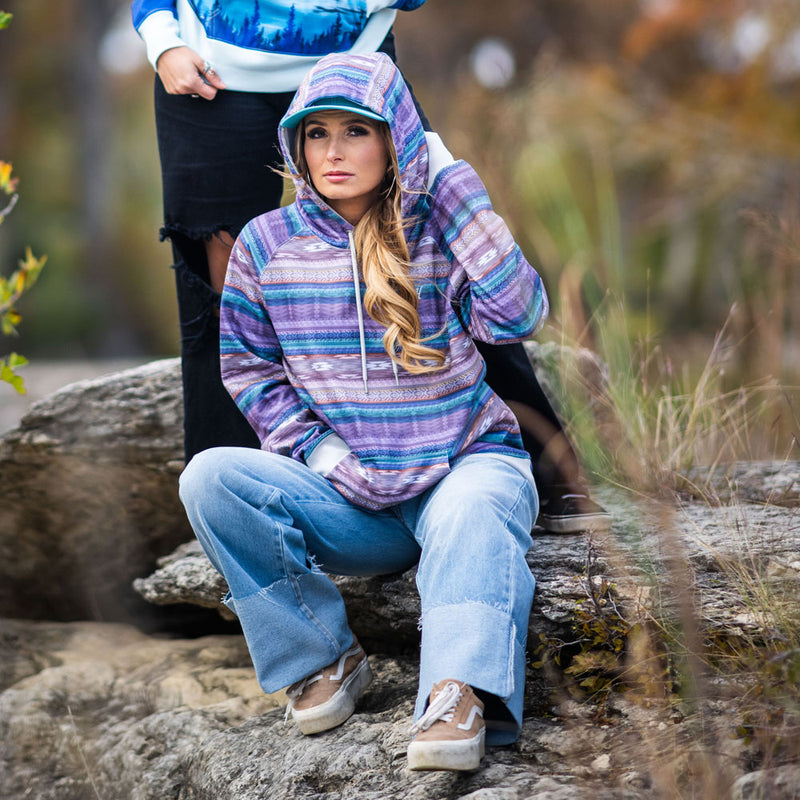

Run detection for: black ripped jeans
[[155, 77, 294, 458]]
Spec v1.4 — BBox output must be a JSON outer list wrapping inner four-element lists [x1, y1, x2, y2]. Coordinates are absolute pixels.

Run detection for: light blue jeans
[[179, 447, 537, 745]]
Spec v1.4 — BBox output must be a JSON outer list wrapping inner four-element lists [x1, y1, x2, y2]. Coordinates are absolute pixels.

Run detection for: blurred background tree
[[397, 0, 800, 389], [0, 0, 798, 456], [1, 10, 47, 393], [0, 0, 171, 357]]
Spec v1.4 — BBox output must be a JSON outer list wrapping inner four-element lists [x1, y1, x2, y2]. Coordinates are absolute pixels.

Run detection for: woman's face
[[302, 110, 390, 225]]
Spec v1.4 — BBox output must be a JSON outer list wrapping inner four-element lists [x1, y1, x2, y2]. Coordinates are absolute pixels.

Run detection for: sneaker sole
[[406, 728, 485, 771], [537, 513, 612, 534], [291, 656, 373, 735]]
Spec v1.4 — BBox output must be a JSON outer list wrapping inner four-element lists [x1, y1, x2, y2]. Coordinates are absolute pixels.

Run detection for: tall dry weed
[[453, 50, 800, 793]]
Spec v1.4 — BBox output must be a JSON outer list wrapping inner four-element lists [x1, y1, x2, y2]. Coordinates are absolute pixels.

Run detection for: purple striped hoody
[[220, 52, 548, 510]]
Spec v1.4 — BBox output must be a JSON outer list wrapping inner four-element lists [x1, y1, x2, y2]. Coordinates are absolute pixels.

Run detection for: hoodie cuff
[[304, 432, 352, 476], [137, 10, 186, 71], [425, 132, 456, 191]]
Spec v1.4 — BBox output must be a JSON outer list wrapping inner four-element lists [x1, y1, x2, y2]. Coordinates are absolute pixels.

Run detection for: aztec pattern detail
[[220, 52, 549, 510]]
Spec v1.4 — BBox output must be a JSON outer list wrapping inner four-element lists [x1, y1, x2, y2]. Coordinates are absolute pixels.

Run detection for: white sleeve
[[304, 433, 353, 476], [136, 9, 186, 70], [425, 132, 456, 191]]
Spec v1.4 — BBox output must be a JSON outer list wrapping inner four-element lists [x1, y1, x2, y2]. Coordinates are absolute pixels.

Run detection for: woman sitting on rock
[[179, 51, 548, 772]]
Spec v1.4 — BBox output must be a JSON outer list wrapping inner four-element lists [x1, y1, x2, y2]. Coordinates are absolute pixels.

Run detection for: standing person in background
[[130, 0, 428, 460], [180, 51, 547, 770], [131, 0, 610, 534]]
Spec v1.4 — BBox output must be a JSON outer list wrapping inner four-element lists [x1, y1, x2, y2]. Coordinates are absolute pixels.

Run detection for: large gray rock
[[1, 358, 799, 799], [0, 359, 190, 622], [687, 460, 800, 507], [0, 346, 595, 624], [134, 489, 800, 648], [2, 351, 795, 639], [0, 616, 772, 800]]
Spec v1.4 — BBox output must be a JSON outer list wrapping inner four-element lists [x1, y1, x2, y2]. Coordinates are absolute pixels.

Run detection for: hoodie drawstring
[[348, 232, 369, 394], [347, 232, 400, 389]]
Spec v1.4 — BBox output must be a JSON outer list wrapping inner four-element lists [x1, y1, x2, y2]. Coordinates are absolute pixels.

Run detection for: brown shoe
[[286, 639, 372, 735], [407, 680, 485, 771]]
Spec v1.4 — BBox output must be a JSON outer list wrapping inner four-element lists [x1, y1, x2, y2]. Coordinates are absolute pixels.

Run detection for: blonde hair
[[294, 120, 445, 374]]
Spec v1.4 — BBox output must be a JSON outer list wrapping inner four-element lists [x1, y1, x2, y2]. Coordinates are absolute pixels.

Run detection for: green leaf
[[1, 309, 20, 336], [20, 247, 47, 278], [1, 359, 26, 394], [0, 12, 11, 30]]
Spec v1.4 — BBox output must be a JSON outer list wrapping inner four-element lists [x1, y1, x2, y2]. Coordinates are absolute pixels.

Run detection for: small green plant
[[1, 13, 47, 394], [532, 540, 659, 717], [562, 576, 633, 702]]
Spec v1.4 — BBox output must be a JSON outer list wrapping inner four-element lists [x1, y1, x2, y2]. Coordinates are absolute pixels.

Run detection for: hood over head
[[281, 95, 387, 129], [279, 52, 429, 226]]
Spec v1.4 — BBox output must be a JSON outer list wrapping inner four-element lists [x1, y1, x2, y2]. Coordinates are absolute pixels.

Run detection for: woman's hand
[[156, 46, 226, 100]]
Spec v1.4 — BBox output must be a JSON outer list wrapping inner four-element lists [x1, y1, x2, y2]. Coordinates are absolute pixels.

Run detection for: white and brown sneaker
[[407, 680, 485, 771], [285, 639, 372, 735]]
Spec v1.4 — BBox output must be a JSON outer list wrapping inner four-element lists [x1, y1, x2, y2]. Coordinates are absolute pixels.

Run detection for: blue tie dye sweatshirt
[[131, 0, 427, 92], [220, 52, 549, 510]]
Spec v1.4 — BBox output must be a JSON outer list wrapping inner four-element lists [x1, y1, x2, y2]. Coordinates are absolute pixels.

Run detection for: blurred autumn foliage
[[0, 1, 798, 412], [0, 0, 166, 357], [0, 12, 47, 393], [397, 0, 800, 394]]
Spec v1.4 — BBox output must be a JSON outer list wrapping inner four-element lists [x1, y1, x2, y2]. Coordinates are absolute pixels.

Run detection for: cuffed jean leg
[[406, 454, 537, 745], [178, 447, 419, 693]]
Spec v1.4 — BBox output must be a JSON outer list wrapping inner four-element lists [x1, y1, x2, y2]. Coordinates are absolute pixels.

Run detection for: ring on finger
[[202, 61, 213, 75]]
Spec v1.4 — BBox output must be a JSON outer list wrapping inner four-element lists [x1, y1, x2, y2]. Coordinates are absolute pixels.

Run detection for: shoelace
[[284, 644, 361, 722], [409, 681, 462, 735]]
